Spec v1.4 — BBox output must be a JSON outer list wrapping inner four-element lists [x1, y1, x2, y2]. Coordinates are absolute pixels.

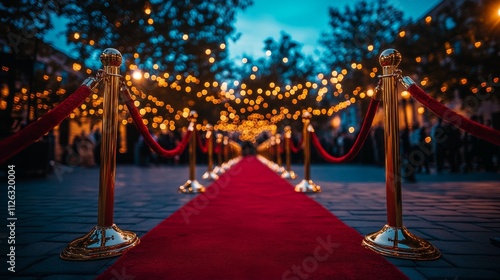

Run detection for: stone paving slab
[[0, 162, 499, 279]]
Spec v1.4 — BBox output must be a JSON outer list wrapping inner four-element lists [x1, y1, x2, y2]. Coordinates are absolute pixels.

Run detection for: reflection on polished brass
[[295, 111, 320, 192], [60, 224, 140, 260], [281, 170, 297, 180], [282, 126, 297, 179], [179, 179, 206, 193], [362, 225, 440, 260], [180, 111, 205, 193], [61, 48, 139, 260], [294, 179, 321, 192], [362, 49, 439, 260], [202, 124, 219, 180]]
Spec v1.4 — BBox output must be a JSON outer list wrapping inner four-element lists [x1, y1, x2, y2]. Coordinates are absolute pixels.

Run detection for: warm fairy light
[[348, 126, 355, 133], [134, 53, 139, 59], [417, 107, 425, 114], [182, 34, 189, 40], [415, 56, 422, 63], [425, 136, 432, 144], [132, 71, 142, 80], [351, 63, 357, 69], [266, 50, 272, 56], [241, 58, 248, 64], [282, 57, 288, 63], [89, 40, 95, 45], [474, 41, 482, 48], [399, 31, 406, 37], [145, 7, 151, 14], [148, 18, 154, 25], [460, 78, 467, 85], [401, 90, 410, 99], [367, 45, 374, 51], [209, 57, 215, 63], [425, 16, 432, 24], [367, 89, 374, 97], [205, 49, 211, 55], [72, 63, 81, 71], [252, 66, 258, 72], [73, 32, 80, 39]]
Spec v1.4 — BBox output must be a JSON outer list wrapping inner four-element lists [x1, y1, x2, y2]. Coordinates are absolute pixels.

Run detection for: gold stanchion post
[[221, 135, 230, 171], [202, 124, 219, 180], [361, 49, 440, 260], [61, 48, 139, 260], [281, 126, 297, 179], [179, 111, 206, 193], [213, 133, 224, 174], [294, 111, 321, 192]]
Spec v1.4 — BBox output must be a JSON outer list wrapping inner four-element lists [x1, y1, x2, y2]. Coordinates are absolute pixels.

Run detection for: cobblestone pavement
[[0, 162, 499, 279]]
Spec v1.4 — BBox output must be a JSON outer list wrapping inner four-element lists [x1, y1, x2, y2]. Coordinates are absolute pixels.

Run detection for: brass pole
[[281, 126, 297, 179], [189, 123, 196, 181], [61, 48, 139, 260], [179, 111, 205, 193], [381, 53, 403, 228], [276, 134, 283, 167], [207, 129, 213, 171], [362, 49, 440, 260], [98, 50, 120, 227], [294, 111, 320, 192], [202, 124, 218, 180]]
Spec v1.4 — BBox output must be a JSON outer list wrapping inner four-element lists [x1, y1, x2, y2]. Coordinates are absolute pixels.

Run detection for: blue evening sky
[[229, 0, 441, 59], [44, 0, 441, 61]]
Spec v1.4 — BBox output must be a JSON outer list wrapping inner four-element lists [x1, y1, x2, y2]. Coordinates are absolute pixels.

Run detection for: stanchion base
[[60, 224, 140, 260], [202, 170, 219, 180], [281, 170, 297, 180], [179, 179, 206, 193], [294, 179, 321, 192], [362, 224, 440, 260], [272, 164, 285, 173]]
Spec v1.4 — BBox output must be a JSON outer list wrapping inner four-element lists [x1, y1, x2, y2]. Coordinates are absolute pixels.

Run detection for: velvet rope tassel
[[0, 85, 93, 164], [408, 84, 500, 146], [311, 99, 380, 163], [123, 94, 191, 158]]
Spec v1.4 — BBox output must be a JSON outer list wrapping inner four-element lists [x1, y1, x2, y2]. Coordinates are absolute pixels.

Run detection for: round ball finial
[[302, 111, 312, 119], [379, 49, 402, 67], [188, 110, 198, 121], [100, 48, 123, 67]]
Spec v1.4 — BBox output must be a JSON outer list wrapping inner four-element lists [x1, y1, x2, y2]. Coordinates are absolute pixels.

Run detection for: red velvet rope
[[197, 131, 208, 153], [289, 136, 302, 153], [408, 84, 500, 146], [0, 85, 92, 164], [124, 99, 191, 158], [310, 99, 380, 163], [214, 142, 222, 154]]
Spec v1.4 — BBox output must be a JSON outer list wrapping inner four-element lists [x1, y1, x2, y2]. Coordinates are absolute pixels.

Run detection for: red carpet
[[97, 156, 408, 280]]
